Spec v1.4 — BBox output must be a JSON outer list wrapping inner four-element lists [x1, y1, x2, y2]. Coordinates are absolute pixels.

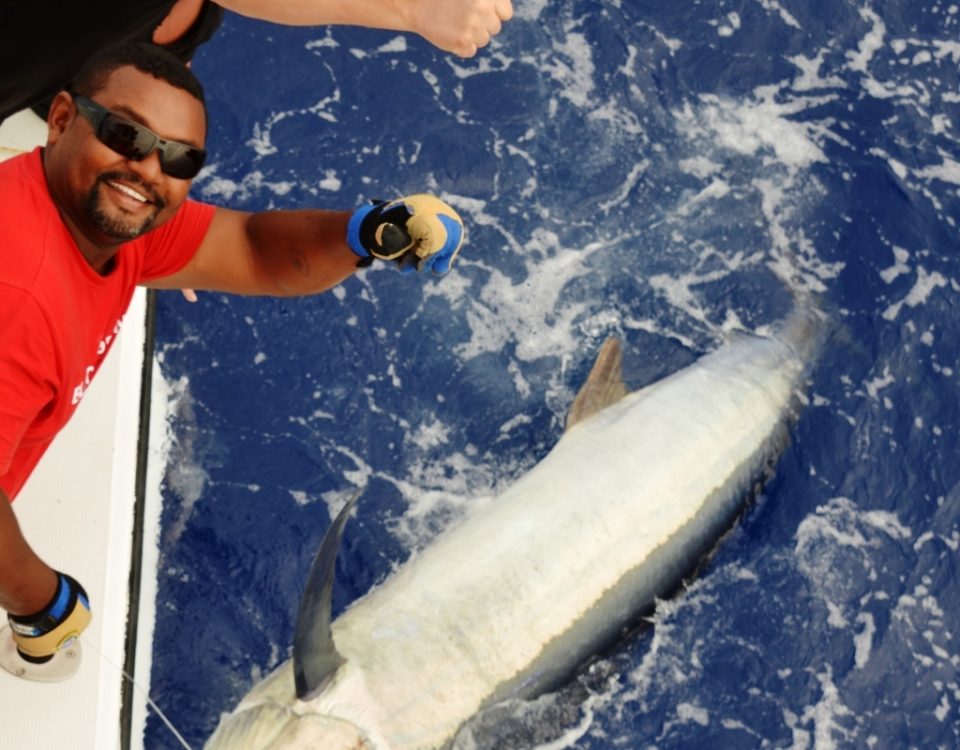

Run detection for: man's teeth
[[109, 181, 148, 203]]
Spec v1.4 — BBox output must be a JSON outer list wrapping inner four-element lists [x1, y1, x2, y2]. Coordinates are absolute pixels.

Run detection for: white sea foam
[[515, 0, 549, 22], [288, 489, 311, 506], [305, 31, 339, 51], [915, 157, 960, 186], [407, 418, 452, 450], [676, 702, 710, 726], [853, 612, 876, 668], [864, 368, 895, 399], [755, 0, 801, 29], [676, 178, 732, 216], [537, 31, 596, 110], [318, 169, 342, 191], [879, 246, 911, 283], [789, 494, 957, 742], [677, 88, 830, 170], [197, 167, 295, 203], [787, 668, 855, 750], [654, 78, 848, 311], [154, 372, 210, 548], [441, 194, 609, 363], [847, 7, 886, 73], [527, 699, 597, 750], [714, 12, 742, 37], [788, 50, 847, 91], [498, 413, 533, 436], [795, 497, 912, 641], [882, 266, 949, 321], [678, 155, 724, 179], [597, 160, 649, 212], [376, 36, 407, 54]]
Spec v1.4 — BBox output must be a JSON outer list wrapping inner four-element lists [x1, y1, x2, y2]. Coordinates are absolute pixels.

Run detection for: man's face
[[45, 66, 207, 247]]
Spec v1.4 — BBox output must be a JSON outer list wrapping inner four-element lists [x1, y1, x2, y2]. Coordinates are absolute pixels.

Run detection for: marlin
[[204, 307, 820, 750]]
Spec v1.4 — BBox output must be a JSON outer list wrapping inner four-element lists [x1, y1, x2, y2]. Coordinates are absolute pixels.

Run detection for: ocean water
[[145, 1, 960, 748]]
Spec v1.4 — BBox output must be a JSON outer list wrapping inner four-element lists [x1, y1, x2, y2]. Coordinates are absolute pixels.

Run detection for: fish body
[[205, 309, 819, 750]]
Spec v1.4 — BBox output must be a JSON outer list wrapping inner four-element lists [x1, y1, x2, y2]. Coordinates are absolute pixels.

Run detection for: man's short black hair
[[68, 42, 206, 119]]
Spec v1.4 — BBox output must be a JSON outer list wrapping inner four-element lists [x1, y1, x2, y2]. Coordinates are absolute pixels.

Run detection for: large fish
[[204, 307, 821, 750]]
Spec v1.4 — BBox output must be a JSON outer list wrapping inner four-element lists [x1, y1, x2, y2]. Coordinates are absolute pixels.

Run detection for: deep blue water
[[147, 1, 960, 748]]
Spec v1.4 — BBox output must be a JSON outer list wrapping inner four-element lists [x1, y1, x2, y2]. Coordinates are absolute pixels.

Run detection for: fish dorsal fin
[[293, 493, 360, 700], [566, 338, 628, 431]]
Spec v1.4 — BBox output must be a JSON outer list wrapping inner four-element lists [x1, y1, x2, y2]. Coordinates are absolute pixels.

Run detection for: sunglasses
[[73, 95, 206, 180]]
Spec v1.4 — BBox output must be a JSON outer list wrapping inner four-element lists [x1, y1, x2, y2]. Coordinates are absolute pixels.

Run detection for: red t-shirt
[[0, 148, 215, 500]]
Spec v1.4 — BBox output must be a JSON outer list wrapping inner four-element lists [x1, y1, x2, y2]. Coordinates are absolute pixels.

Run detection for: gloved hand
[[347, 194, 464, 275], [7, 572, 91, 661]]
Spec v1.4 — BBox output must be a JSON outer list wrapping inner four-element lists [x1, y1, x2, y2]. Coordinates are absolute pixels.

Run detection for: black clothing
[[2, 1, 224, 123], [152, 0, 223, 64]]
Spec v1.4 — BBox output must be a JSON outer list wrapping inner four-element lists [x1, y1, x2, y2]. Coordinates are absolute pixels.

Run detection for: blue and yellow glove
[[347, 194, 464, 275], [7, 572, 91, 662]]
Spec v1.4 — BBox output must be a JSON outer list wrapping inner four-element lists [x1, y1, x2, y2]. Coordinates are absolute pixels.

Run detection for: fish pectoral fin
[[566, 337, 629, 431], [292, 492, 360, 700]]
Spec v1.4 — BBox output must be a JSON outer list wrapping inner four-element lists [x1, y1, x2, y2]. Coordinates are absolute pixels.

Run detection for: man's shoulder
[[0, 280, 49, 341], [0, 147, 41, 178], [136, 198, 217, 282], [0, 149, 51, 219], [0, 150, 57, 289], [140, 198, 217, 252]]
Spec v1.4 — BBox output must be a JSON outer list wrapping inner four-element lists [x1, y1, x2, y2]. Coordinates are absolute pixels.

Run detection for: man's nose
[[125, 148, 163, 183]]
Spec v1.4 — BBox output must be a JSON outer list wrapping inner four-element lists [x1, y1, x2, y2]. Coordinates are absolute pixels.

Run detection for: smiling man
[[0, 42, 463, 667]]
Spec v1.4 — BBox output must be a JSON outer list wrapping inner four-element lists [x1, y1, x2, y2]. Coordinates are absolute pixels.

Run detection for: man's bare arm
[[145, 207, 360, 297], [215, 0, 514, 57], [0, 491, 57, 616]]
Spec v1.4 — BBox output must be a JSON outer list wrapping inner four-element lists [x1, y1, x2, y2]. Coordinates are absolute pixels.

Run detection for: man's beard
[[85, 172, 166, 241]]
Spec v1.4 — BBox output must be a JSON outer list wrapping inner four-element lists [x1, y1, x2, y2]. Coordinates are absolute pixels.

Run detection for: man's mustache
[[95, 171, 166, 211]]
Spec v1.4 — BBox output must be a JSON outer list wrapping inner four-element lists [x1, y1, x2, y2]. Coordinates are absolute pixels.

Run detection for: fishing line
[[80, 634, 194, 750]]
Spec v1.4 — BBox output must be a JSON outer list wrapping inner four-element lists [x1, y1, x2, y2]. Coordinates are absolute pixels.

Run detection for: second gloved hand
[[7, 572, 91, 661], [347, 194, 464, 275]]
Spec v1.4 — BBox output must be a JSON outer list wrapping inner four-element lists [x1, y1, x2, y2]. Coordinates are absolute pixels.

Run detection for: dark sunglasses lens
[[99, 115, 155, 160], [92, 107, 205, 179], [159, 143, 206, 179]]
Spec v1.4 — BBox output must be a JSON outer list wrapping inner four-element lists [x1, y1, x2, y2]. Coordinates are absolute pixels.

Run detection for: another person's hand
[[408, 0, 514, 57], [7, 572, 91, 660], [348, 194, 464, 275]]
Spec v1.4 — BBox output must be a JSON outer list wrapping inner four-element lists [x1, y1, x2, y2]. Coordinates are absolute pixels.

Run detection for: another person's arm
[[215, 0, 514, 57]]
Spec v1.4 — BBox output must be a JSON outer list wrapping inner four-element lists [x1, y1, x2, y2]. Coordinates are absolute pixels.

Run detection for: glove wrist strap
[[8, 573, 91, 658], [346, 203, 377, 260]]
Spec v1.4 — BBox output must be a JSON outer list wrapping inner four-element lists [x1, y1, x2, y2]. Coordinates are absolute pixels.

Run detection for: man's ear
[[46, 91, 76, 146]]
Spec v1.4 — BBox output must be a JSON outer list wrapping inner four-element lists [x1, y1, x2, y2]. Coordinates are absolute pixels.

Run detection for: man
[[1, 0, 514, 123], [0, 43, 464, 665]]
